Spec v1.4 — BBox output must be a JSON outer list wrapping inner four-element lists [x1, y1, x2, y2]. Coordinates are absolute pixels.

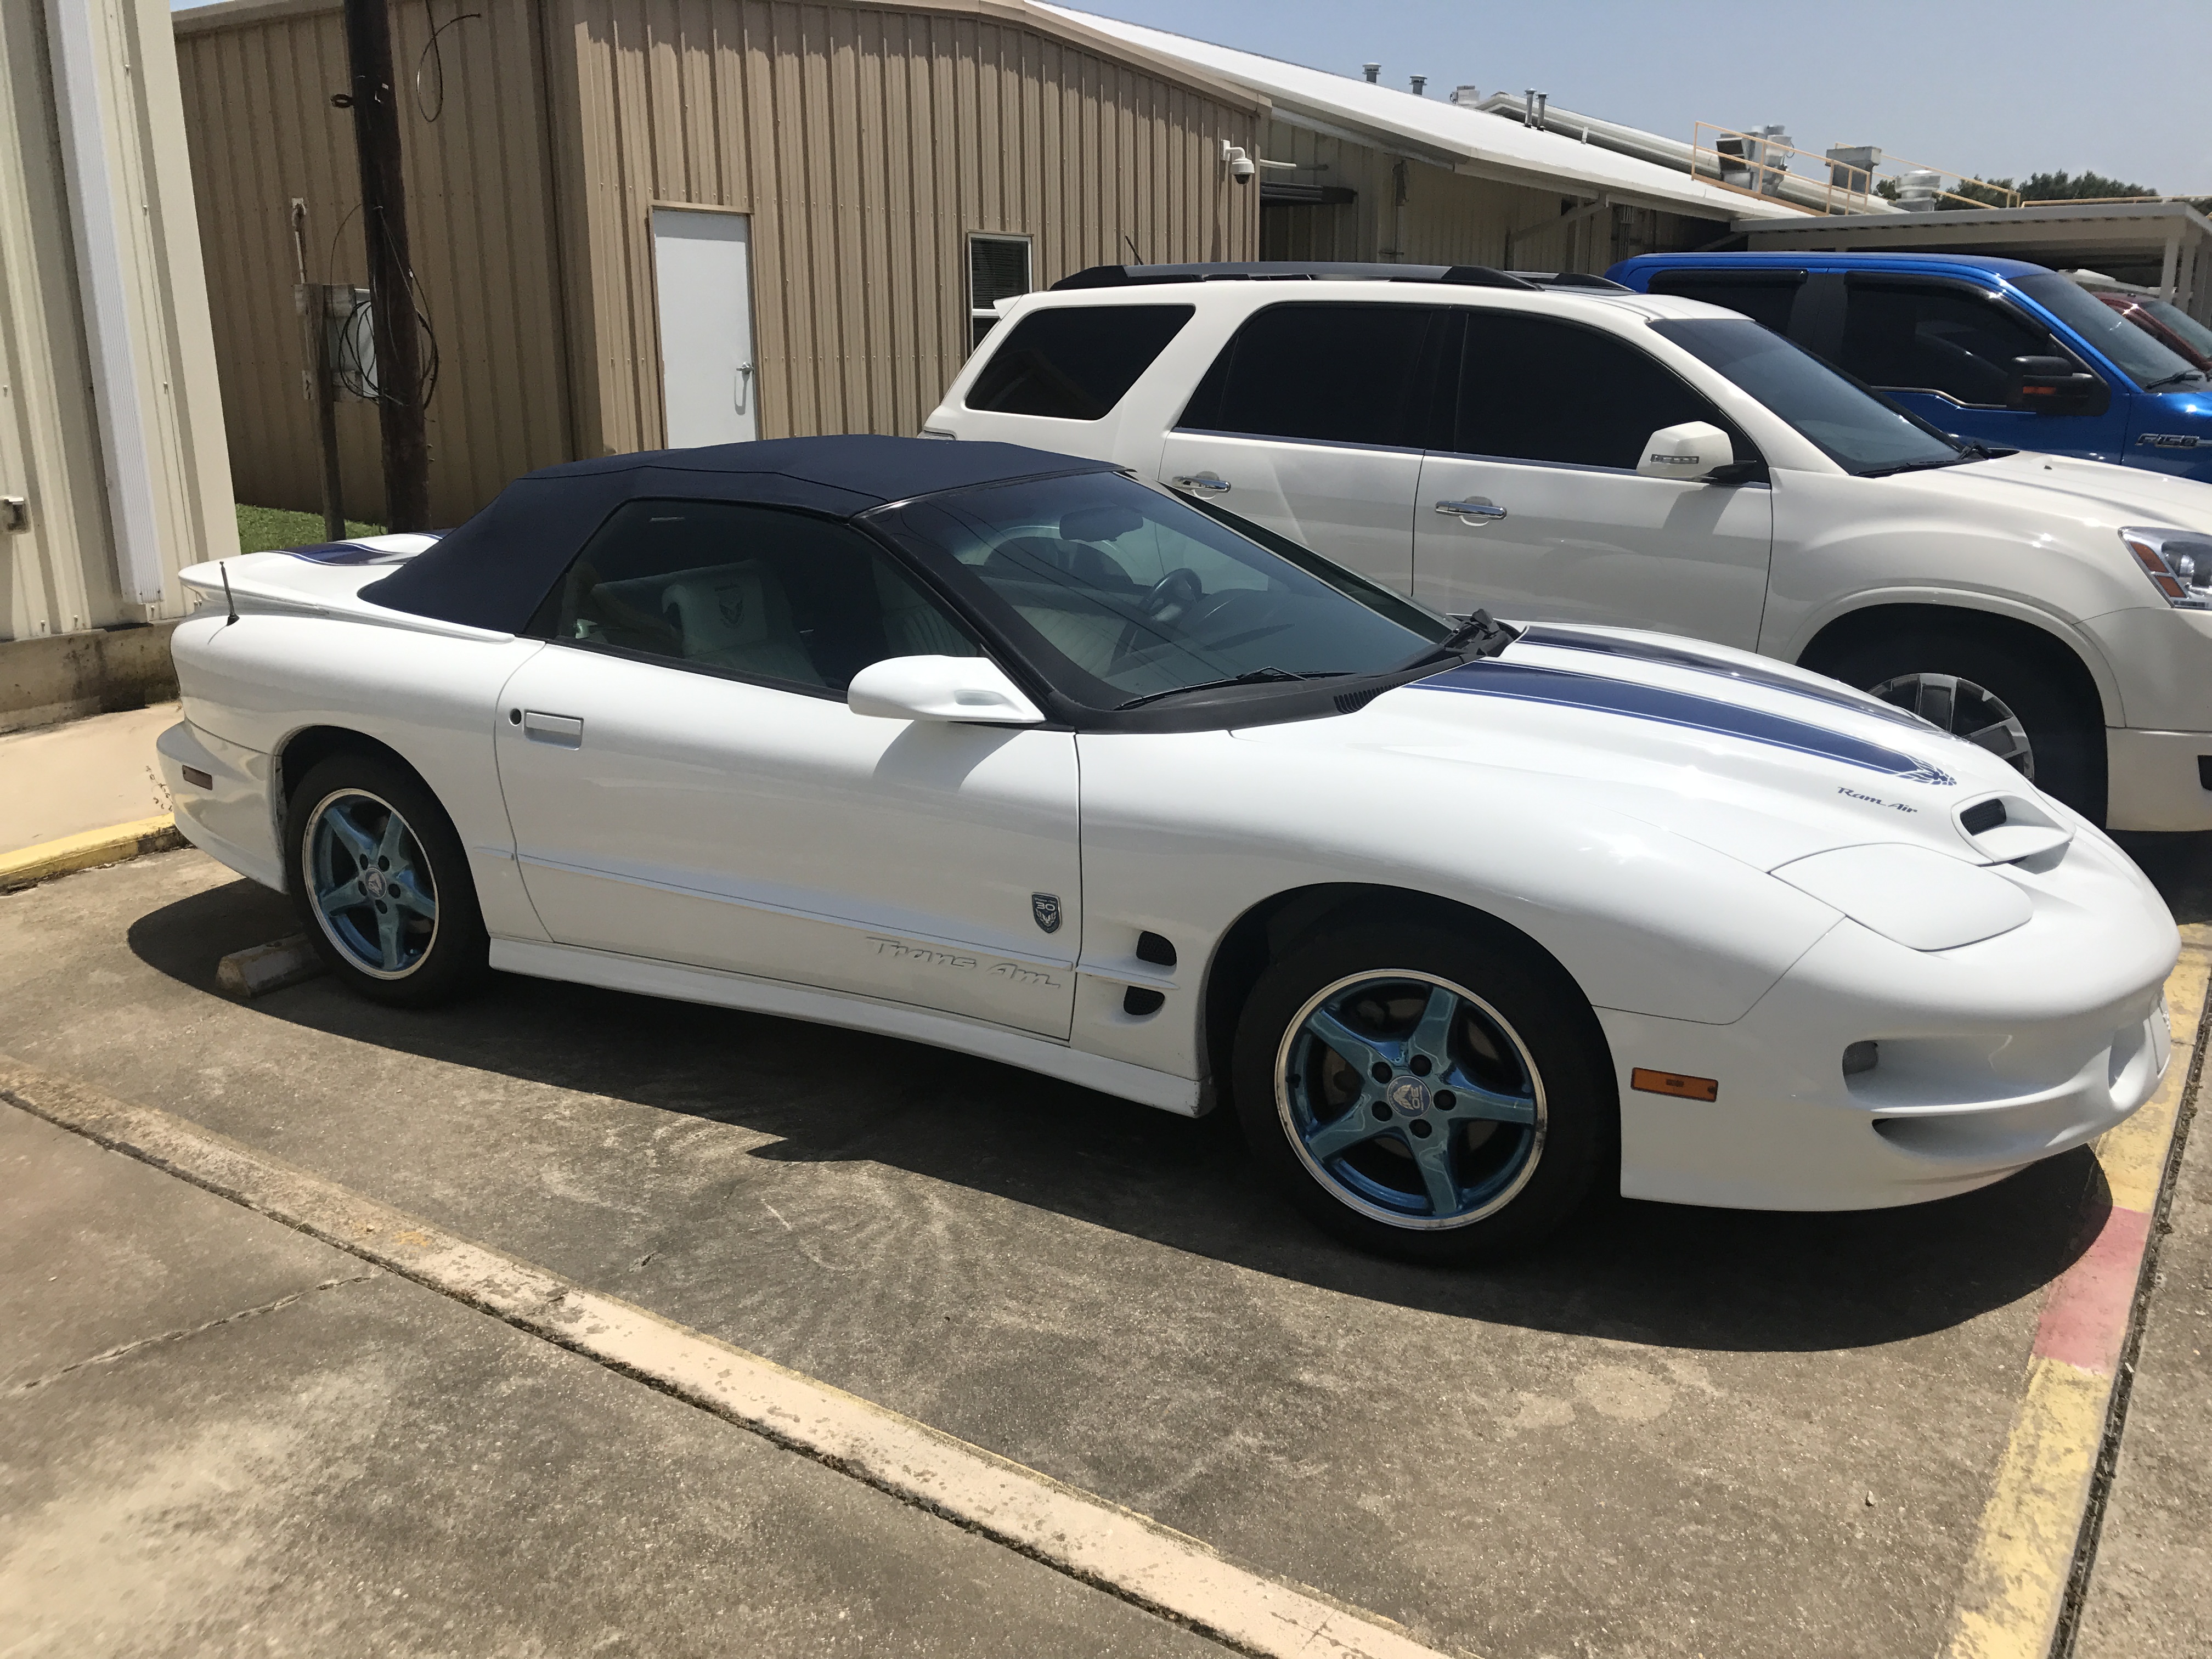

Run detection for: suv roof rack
[[1504, 270, 1630, 292], [1051, 262, 1544, 292]]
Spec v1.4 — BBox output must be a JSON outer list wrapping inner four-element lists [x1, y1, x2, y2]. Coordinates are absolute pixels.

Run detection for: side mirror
[[2011, 354, 2108, 416], [847, 655, 1043, 725], [1636, 420, 1735, 481]]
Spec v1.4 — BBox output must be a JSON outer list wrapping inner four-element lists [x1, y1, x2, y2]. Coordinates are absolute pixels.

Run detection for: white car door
[[1155, 300, 1443, 594], [494, 499, 1080, 1037], [1412, 309, 1773, 648]]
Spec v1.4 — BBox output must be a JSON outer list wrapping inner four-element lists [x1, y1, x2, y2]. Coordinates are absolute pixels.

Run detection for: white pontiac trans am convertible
[[160, 437, 2179, 1261]]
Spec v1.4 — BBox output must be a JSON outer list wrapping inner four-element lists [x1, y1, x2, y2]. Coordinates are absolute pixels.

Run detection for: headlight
[[2120, 526, 2212, 609]]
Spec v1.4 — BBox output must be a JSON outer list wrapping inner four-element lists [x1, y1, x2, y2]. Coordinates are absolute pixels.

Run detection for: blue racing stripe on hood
[[1416, 660, 1957, 785]]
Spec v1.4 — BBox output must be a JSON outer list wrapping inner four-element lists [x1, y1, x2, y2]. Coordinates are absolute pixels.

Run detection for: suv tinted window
[[1178, 303, 1440, 448], [1454, 312, 1736, 469], [1646, 269, 1804, 333], [1836, 280, 2054, 406], [965, 304, 1195, 419], [531, 501, 977, 692]]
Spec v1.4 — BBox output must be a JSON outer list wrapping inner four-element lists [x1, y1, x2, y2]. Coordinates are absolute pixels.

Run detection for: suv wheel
[[1814, 629, 2106, 820], [1231, 917, 1615, 1264]]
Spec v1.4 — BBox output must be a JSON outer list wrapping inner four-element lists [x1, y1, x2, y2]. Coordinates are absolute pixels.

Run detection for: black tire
[[1231, 915, 1616, 1265], [1810, 626, 2106, 821], [284, 751, 488, 1008]]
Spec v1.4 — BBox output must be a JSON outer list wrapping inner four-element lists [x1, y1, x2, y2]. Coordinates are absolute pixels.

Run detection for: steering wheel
[[1110, 567, 1207, 672], [1140, 566, 1205, 623]]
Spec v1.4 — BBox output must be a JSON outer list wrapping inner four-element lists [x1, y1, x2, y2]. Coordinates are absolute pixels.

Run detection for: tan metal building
[[1, 0, 236, 713], [174, 0, 1267, 526]]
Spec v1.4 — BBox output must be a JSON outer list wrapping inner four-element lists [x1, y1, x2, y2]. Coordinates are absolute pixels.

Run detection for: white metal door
[[652, 208, 757, 447], [493, 646, 1082, 1037]]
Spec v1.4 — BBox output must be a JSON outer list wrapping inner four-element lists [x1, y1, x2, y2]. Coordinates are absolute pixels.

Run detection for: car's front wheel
[[285, 752, 488, 1007], [1231, 917, 1615, 1263]]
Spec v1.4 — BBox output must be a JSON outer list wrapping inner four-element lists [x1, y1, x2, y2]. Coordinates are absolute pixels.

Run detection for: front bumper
[[1606, 828, 2179, 1210]]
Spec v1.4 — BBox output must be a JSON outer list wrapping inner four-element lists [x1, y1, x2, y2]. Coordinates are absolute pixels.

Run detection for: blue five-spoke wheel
[[302, 789, 439, 978], [1276, 970, 1546, 1230]]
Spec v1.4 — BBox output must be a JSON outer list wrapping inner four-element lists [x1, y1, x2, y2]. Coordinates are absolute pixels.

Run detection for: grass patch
[[236, 504, 384, 554]]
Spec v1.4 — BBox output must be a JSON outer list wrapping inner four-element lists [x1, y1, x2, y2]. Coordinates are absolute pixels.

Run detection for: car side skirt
[[489, 937, 1211, 1117]]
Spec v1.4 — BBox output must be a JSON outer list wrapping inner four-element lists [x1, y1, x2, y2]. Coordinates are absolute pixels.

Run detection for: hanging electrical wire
[[414, 1, 482, 124]]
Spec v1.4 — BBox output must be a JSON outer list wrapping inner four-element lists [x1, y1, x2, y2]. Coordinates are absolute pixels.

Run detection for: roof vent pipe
[[1523, 90, 1537, 127], [1534, 92, 1548, 129], [1362, 63, 1380, 83], [1409, 74, 1426, 96]]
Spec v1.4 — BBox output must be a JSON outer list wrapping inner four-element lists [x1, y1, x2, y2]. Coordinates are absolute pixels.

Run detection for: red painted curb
[[2033, 1203, 2152, 1377]]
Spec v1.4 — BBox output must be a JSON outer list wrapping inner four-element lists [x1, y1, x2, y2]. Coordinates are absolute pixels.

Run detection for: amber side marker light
[[1631, 1067, 1718, 1102]]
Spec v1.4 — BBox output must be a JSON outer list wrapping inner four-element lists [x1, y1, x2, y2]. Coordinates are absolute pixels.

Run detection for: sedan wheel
[[286, 752, 488, 1007], [1278, 971, 1545, 1229], [1233, 917, 1615, 1263]]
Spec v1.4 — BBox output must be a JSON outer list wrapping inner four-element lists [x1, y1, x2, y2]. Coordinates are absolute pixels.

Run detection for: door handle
[[1435, 499, 1507, 521], [734, 362, 754, 413], [522, 710, 584, 748], [1170, 473, 1231, 494]]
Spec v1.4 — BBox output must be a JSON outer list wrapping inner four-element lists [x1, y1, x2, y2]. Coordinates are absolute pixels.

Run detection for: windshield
[[872, 473, 1449, 709], [1649, 317, 1964, 475], [2131, 294, 2212, 365], [2015, 272, 2200, 387]]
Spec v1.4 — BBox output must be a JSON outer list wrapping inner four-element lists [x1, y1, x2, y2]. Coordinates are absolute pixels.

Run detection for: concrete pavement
[[4, 845, 2193, 1657], [0, 702, 177, 856]]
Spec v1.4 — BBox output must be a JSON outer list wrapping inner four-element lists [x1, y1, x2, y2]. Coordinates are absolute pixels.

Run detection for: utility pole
[[341, 0, 428, 531]]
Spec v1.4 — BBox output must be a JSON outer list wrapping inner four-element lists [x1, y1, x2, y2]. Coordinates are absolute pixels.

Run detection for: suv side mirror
[[2011, 354, 2108, 416], [1637, 420, 1735, 481], [847, 654, 1043, 725]]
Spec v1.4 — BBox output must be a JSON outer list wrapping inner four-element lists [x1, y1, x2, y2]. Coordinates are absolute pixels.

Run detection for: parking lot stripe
[[0, 1056, 1461, 1659], [1942, 938, 2210, 1659]]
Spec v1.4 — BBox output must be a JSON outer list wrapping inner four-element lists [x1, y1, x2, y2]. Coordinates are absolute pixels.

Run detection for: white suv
[[924, 262, 2212, 831]]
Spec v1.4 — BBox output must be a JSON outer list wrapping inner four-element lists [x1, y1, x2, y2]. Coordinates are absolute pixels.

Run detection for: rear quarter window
[[964, 304, 1195, 420]]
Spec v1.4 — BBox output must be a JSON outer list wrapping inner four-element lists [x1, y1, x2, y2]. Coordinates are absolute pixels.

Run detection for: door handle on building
[[1170, 473, 1231, 494], [1435, 499, 1507, 521], [734, 362, 754, 413]]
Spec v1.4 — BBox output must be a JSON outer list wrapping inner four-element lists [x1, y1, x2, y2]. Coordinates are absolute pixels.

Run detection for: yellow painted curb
[[1941, 930, 2211, 1659], [0, 814, 184, 891]]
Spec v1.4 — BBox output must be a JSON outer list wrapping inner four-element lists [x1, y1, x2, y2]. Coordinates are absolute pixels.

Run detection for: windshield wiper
[[2144, 369, 2208, 392], [1115, 667, 1341, 711], [1858, 454, 1974, 478], [1397, 607, 1521, 670]]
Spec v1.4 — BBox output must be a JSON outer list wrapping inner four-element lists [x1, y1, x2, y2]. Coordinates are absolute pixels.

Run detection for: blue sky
[[173, 0, 2212, 194]]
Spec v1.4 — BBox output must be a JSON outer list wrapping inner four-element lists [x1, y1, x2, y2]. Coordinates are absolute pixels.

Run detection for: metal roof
[[1037, 5, 1810, 223]]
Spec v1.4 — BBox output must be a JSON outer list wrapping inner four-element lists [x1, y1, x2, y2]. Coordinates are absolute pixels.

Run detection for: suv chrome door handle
[[1170, 474, 1231, 493], [1436, 499, 1506, 521]]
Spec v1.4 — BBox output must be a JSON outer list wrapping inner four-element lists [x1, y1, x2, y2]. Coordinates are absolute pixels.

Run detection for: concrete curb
[[0, 1055, 1466, 1659], [1943, 931, 2212, 1659], [0, 814, 184, 892]]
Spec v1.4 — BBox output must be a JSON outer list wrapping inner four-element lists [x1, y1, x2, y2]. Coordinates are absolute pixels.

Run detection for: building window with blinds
[[969, 234, 1033, 350]]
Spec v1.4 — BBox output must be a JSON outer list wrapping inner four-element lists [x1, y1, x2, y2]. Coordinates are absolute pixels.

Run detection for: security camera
[[1229, 154, 1256, 183]]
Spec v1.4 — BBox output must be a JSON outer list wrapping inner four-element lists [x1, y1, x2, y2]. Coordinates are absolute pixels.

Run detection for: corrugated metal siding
[[564, 0, 1263, 452], [1257, 117, 1727, 273], [1, 0, 234, 643], [177, 0, 571, 525]]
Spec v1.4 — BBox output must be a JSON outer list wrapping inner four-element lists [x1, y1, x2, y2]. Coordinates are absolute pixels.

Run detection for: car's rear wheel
[[1810, 627, 2106, 820], [1231, 917, 1615, 1263], [285, 752, 487, 1007]]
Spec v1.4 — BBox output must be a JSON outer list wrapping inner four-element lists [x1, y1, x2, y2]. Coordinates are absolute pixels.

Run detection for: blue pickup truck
[[1606, 252, 2212, 483]]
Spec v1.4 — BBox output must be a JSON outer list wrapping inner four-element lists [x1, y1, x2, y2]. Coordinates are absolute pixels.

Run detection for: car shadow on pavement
[[130, 874, 2112, 1357]]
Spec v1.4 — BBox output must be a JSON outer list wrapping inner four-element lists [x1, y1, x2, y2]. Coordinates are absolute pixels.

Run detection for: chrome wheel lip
[[1274, 967, 1547, 1232], [302, 787, 438, 980], [1868, 671, 2034, 780]]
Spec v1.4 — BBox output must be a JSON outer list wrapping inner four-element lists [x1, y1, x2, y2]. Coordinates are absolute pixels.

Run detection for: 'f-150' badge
[[1031, 894, 1062, 934]]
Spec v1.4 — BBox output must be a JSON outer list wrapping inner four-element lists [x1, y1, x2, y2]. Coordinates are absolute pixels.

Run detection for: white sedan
[[159, 437, 2179, 1261]]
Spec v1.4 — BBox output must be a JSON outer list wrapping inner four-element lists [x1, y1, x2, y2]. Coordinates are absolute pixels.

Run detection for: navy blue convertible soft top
[[361, 435, 1120, 634]]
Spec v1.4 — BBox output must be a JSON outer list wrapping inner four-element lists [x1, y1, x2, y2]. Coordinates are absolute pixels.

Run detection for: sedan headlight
[[2120, 526, 2212, 609]]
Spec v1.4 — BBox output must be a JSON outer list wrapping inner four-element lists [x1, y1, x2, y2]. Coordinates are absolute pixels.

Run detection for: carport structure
[[173, 0, 1266, 526]]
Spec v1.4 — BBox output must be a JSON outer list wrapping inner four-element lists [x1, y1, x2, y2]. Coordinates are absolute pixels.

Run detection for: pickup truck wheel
[[286, 753, 489, 1007], [1231, 918, 1615, 1265], [1816, 630, 2106, 820]]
